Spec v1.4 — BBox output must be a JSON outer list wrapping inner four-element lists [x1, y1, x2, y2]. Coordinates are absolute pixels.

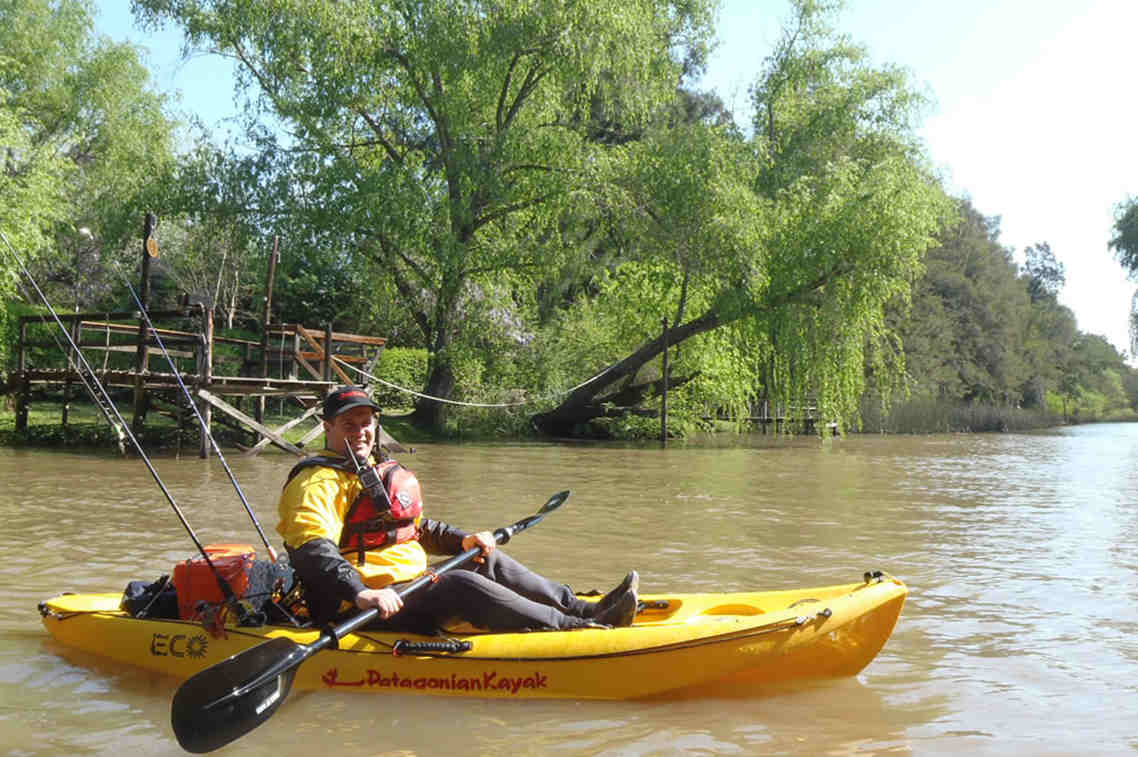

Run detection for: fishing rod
[[109, 261, 278, 562], [0, 229, 249, 612]]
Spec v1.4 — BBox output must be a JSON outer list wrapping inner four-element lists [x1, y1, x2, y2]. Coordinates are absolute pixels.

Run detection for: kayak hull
[[40, 575, 906, 700]]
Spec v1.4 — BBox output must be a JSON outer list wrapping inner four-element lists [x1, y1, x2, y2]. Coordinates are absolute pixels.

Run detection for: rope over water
[[336, 355, 614, 409]]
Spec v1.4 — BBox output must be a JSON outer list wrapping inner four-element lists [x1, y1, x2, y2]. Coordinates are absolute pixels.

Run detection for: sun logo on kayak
[[186, 635, 208, 659]]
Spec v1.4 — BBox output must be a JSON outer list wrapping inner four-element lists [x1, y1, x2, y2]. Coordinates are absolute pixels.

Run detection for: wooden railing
[[14, 310, 387, 456]]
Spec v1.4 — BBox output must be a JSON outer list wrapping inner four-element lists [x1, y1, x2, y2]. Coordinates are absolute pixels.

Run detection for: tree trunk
[[530, 266, 840, 436], [531, 307, 724, 436], [409, 358, 455, 428], [408, 291, 459, 429]]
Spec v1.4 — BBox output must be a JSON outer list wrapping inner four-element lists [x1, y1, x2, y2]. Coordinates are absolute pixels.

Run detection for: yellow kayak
[[39, 572, 906, 700]]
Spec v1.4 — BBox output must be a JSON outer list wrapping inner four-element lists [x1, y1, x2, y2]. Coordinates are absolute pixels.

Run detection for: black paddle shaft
[[171, 490, 570, 754], [331, 490, 568, 641]]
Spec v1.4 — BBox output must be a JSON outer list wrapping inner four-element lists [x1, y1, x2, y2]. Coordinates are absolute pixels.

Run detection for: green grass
[[857, 395, 1063, 434], [0, 396, 435, 451]]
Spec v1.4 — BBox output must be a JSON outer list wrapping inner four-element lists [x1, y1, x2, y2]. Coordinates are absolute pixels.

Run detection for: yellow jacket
[[276, 450, 427, 588]]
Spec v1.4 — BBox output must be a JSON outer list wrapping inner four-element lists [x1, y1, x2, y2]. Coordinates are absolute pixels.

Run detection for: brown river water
[[3, 424, 1137, 755]]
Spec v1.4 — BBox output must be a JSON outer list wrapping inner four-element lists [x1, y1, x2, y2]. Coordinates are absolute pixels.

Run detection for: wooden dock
[[13, 305, 386, 457], [743, 399, 839, 436]]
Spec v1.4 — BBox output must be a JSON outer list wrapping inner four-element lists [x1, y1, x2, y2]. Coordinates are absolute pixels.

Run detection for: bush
[[371, 347, 428, 411], [858, 394, 1061, 433]]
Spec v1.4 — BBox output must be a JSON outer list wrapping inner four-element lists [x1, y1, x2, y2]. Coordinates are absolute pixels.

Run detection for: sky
[[96, 0, 1138, 360]]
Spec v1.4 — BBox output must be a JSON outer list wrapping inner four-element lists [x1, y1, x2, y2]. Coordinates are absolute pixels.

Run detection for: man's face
[[324, 406, 377, 461]]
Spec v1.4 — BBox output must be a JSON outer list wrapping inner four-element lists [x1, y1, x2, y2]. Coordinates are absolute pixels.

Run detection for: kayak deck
[[40, 574, 907, 700]]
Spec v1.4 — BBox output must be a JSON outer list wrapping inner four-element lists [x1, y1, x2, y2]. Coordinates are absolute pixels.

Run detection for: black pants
[[379, 550, 594, 633]]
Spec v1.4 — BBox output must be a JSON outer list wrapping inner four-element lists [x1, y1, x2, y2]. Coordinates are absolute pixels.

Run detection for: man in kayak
[[276, 385, 638, 632]]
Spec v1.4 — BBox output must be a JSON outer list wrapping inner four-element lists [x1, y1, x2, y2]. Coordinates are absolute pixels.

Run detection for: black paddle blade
[[171, 636, 304, 753], [540, 490, 570, 514], [169, 489, 570, 752]]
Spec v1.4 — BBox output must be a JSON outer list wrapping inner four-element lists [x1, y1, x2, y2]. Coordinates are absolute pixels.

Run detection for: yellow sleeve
[[276, 465, 357, 549]]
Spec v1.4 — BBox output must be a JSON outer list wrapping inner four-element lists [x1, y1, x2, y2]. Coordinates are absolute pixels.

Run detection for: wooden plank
[[269, 325, 386, 346], [294, 352, 323, 381], [330, 356, 353, 384], [297, 421, 325, 449], [80, 321, 197, 338], [359, 345, 384, 389], [20, 307, 198, 325], [243, 404, 321, 456], [24, 340, 196, 356], [196, 388, 304, 456], [297, 325, 325, 357], [296, 352, 378, 365], [78, 344, 194, 358]]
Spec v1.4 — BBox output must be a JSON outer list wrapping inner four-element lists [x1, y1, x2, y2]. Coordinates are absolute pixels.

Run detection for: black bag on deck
[[244, 556, 300, 625], [120, 558, 300, 626], [121, 574, 179, 619]]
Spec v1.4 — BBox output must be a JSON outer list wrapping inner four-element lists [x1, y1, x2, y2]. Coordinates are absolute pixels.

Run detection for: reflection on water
[[4, 424, 1138, 755]]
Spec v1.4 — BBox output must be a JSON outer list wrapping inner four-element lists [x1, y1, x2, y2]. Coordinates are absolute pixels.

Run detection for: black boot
[[593, 584, 638, 628], [589, 571, 639, 617]]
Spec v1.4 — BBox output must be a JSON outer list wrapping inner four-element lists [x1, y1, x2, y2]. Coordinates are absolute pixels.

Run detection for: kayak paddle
[[171, 489, 570, 753]]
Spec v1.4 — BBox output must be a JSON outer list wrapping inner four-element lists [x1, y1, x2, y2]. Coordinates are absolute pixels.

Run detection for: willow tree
[[531, 0, 954, 435], [2, 0, 175, 303], [133, 0, 716, 428], [1110, 197, 1138, 356]]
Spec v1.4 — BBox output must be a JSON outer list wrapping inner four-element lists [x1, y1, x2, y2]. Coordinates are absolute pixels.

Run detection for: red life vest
[[287, 456, 424, 565]]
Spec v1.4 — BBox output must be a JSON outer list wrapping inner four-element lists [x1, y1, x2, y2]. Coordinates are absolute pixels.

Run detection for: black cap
[[322, 386, 380, 420]]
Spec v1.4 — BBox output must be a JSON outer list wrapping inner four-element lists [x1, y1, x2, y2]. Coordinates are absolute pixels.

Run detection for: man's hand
[[355, 587, 403, 618], [462, 530, 497, 562]]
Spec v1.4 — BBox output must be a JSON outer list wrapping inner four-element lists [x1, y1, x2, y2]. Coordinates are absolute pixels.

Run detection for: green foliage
[[0, 299, 35, 372], [896, 201, 1032, 403], [1, 0, 177, 314], [133, 0, 717, 428], [757, 152, 953, 427], [1110, 197, 1138, 278], [517, 0, 955, 438], [0, 419, 125, 449], [1109, 196, 1138, 356], [0, 0, 77, 259], [5, 0, 1132, 449], [141, 142, 274, 327], [893, 198, 1138, 423], [751, 0, 929, 198], [859, 393, 1060, 434], [1054, 335, 1135, 420], [591, 412, 664, 440], [371, 347, 428, 412], [1023, 242, 1065, 303], [728, 0, 953, 429]]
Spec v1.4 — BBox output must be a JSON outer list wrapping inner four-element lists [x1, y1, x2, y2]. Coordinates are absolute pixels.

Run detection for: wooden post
[[359, 344, 385, 389], [289, 326, 299, 380], [198, 307, 214, 458], [256, 236, 279, 424], [15, 319, 28, 432], [132, 212, 156, 433], [660, 317, 669, 445], [62, 316, 80, 426], [323, 323, 334, 382]]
